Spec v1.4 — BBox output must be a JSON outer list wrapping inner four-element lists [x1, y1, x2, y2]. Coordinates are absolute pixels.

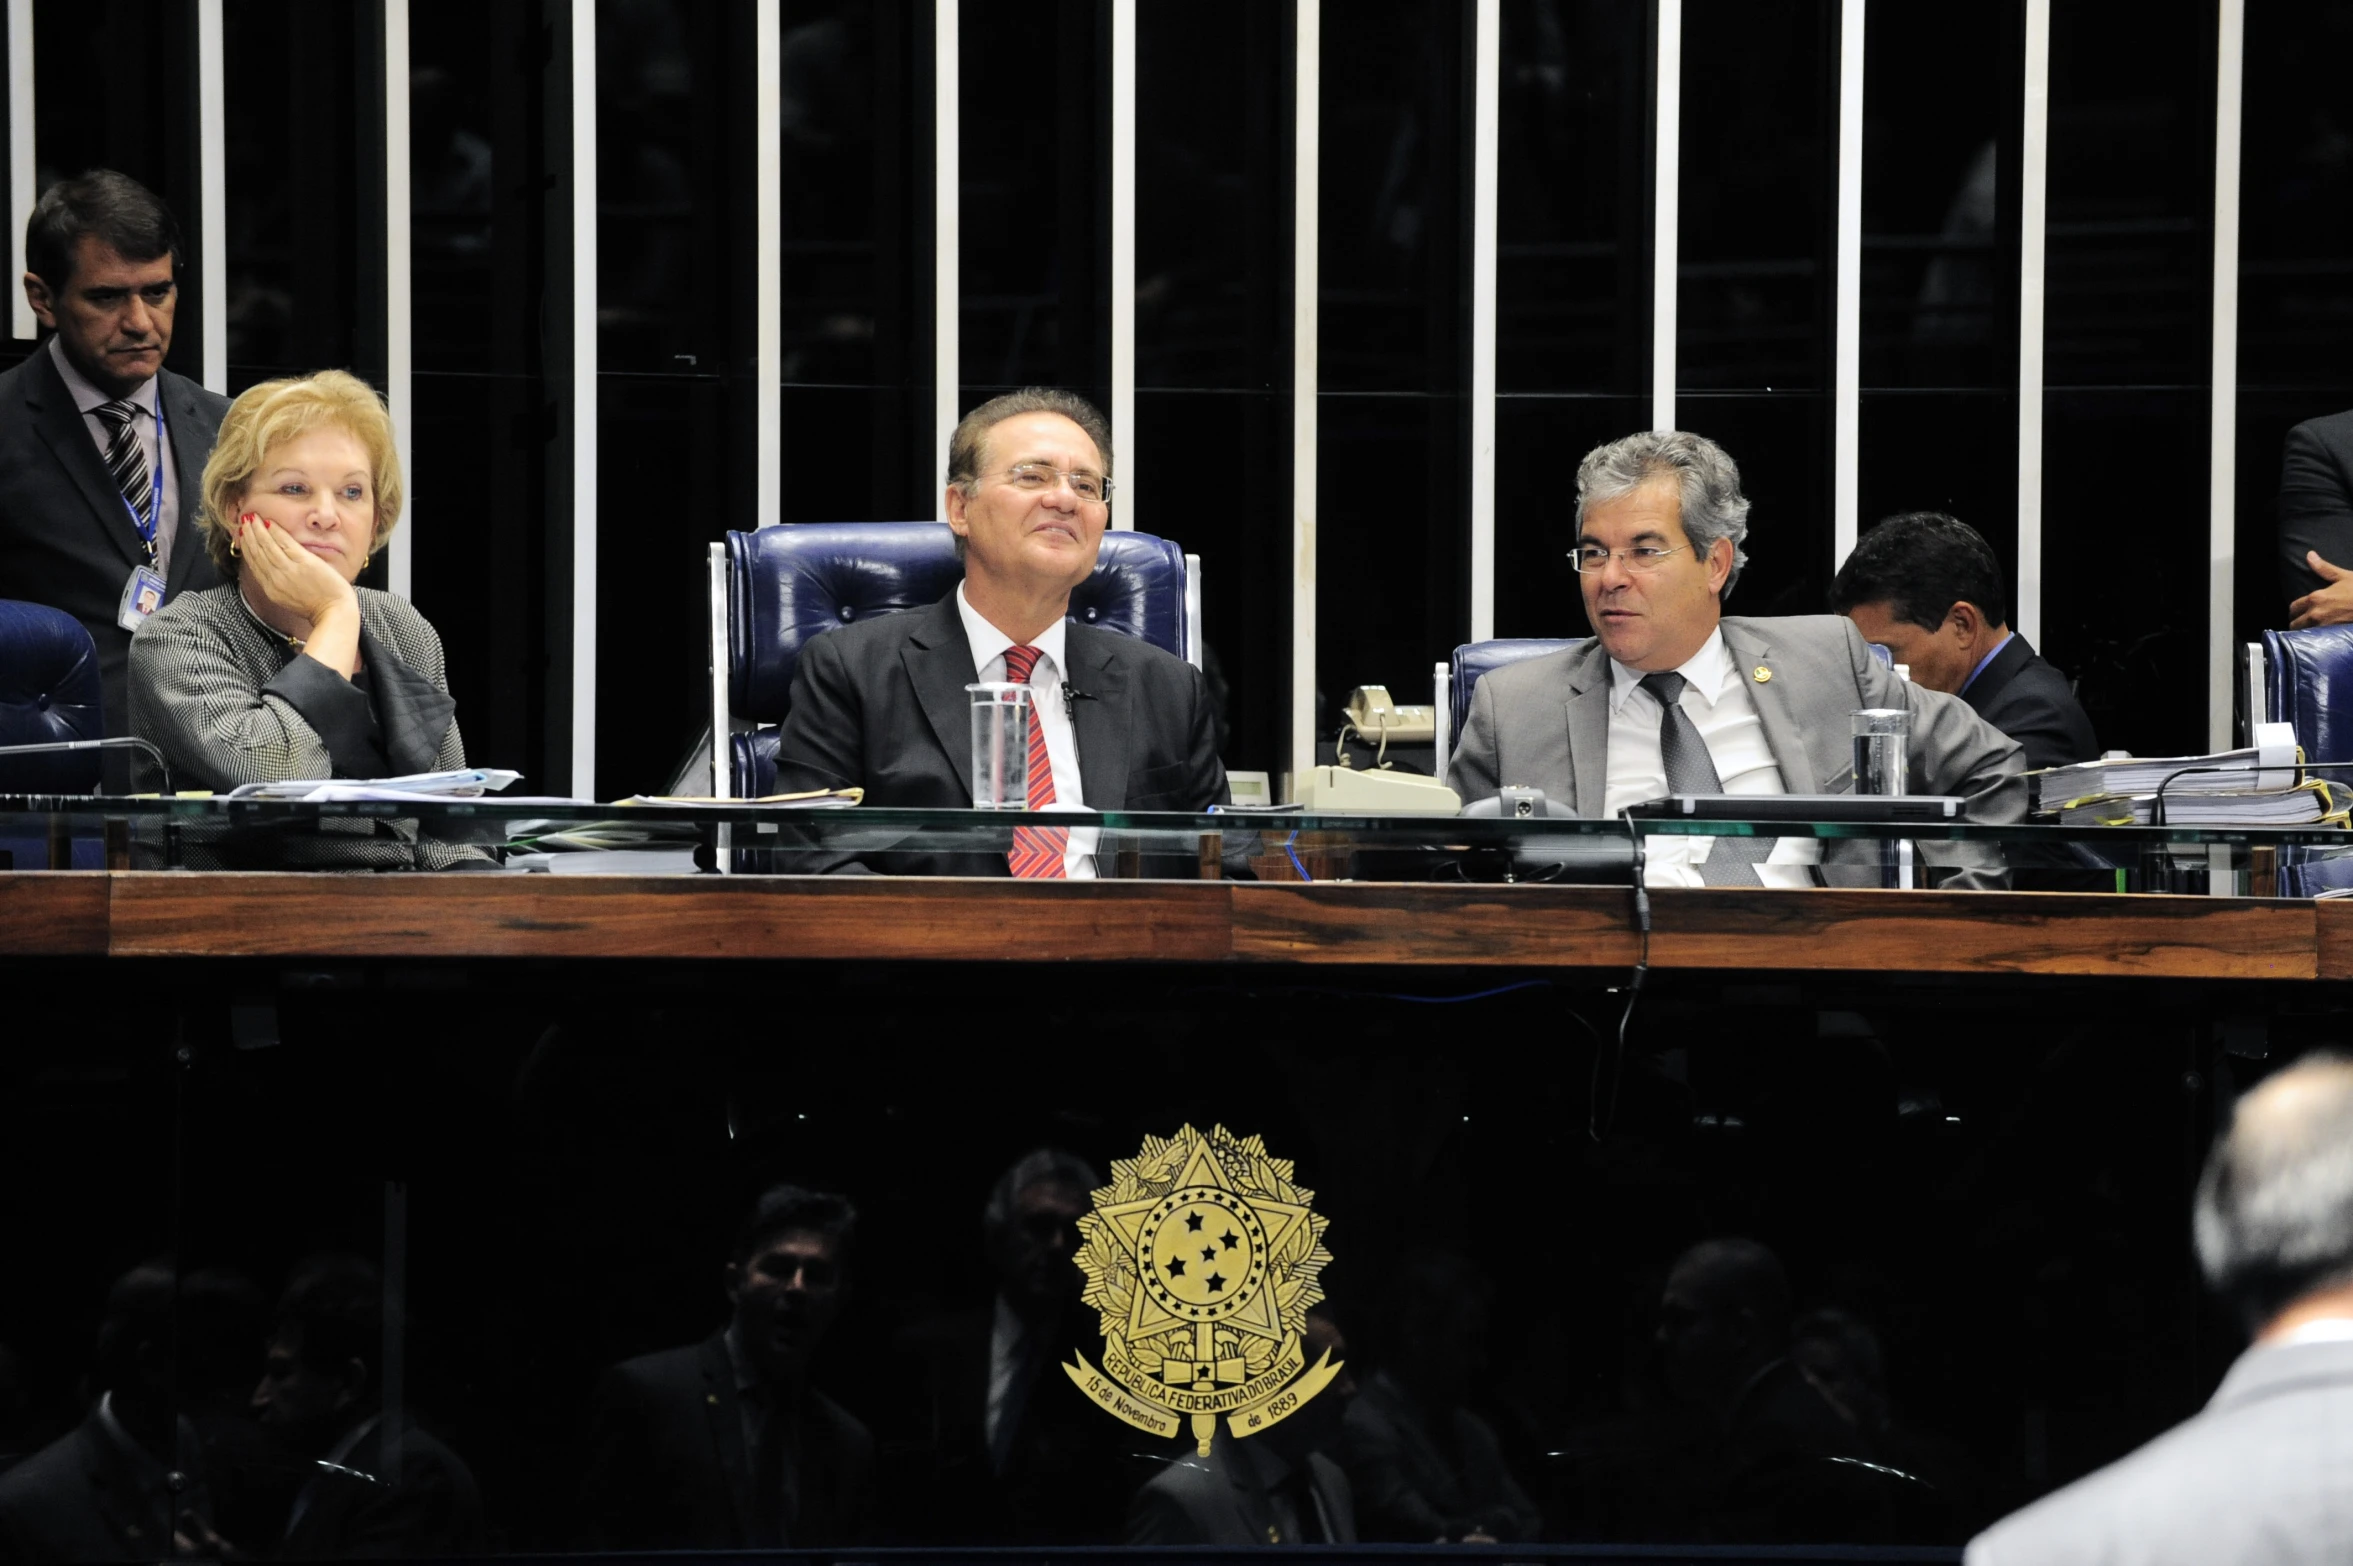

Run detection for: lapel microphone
[[1062, 685, 1095, 720]]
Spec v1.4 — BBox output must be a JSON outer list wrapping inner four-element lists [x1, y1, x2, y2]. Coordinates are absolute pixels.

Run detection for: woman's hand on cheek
[[238, 511, 358, 626]]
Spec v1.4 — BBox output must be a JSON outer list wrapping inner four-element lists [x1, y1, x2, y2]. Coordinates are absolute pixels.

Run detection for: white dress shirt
[[51, 336, 181, 569], [956, 583, 1098, 877], [1601, 627, 1818, 888]]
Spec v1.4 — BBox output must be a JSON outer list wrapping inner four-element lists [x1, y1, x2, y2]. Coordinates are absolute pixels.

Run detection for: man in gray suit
[[0, 170, 228, 746], [1966, 1052, 2353, 1565], [1444, 430, 2022, 885]]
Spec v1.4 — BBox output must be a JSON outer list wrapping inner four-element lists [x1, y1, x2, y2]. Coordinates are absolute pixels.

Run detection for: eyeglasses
[[988, 463, 1114, 505], [1569, 543, 1689, 574]]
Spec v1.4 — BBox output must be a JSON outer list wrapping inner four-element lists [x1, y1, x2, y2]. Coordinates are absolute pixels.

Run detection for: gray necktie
[[1639, 671, 1769, 886]]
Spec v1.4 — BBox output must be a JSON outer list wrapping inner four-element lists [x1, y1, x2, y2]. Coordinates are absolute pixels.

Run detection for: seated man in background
[[2277, 407, 2353, 626], [249, 1254, 485, 1559], [1126, 1309, 1359, 1546], [581, 1184, 872, 1551], [1967, 1053, 2353, 1564], [1828, 510, 2098, 770], [773, 388, 1226, 876], [1444, 430, 2023, 886]]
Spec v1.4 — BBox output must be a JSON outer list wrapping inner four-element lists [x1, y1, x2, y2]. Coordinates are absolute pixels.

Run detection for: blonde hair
[[199, 370, 404, 580]]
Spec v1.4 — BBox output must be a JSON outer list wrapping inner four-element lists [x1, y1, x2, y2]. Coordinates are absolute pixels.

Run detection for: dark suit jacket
[[1961, 633, 2099, 771], [280, 1416, 485, 1560], [1339, 1371, 1540, 1542], [0, 348, 228, 738], [0, 1412, 183, 1565], [1967, 1339, 2353, 1566], [2278, 408, 2353, 602], [773, 591, 1227, 875], [1125, 1430, 1357, 1546], [579, 1334, 874, 1551]]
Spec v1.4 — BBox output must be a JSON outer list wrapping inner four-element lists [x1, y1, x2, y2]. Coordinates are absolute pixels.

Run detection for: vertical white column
[[1109, 0, 1135, 530], [933, 0, 958, 513], [196, 0, 224, 392], [755, 0, 781, 527], [1831, 0, 1864, 566], [1467, 0, 1497, 642], [384, 0, 413, 598], [7, 0, 31, 341], [1290, 0, 1319, 788], [570, 0, 597, 798], [2015, 0, 2050, 646], [1650, 0, 1680, 432], [2208, 0, 2244, 752]]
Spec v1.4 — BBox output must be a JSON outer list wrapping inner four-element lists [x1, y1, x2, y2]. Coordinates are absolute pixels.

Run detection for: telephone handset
[[1343, 685, 1436, 746]]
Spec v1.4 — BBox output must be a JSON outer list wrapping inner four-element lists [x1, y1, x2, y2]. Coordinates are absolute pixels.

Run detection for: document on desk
[[617, 789, 865, 810], [225, 768, 527, 801]]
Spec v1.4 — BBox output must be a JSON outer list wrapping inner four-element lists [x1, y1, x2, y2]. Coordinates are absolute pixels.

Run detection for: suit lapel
[[1963, 632, 2032, 716], [697, 1336, 757, 1542], [1722, 620, 1818, 792], [1563, 643, 1611, 815], [1066, 625, 1129, 807], [359, 619, 457, 774], [26, 348, 151, 573], [902, 596, 982, 803], [160, 371, 219, 595]]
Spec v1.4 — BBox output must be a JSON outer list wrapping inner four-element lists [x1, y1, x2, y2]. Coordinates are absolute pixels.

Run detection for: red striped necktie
[[1000, 644, 1068, 879]]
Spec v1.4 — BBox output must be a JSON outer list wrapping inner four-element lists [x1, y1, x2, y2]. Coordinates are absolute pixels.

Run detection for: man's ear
[[944, 483, 970, 536], [335, 1357, 369, 1411], [22, 273, 54, 331], [1705, 537, 1734, 595], [1945, 600, 1986, 647], [723, 1260, 745, 1306]]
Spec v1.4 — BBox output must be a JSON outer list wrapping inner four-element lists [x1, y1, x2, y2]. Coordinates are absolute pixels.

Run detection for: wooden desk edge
[[0, 874, 2316, 979]]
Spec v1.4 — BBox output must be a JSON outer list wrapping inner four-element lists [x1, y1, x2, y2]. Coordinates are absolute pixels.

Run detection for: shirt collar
[[1959, 630, 2014, 695], [956, 581, 1069, 680], [2275, 1316, 2353, 1347], [50, 335, 160, 415], [1608, 626, 1732, 715]]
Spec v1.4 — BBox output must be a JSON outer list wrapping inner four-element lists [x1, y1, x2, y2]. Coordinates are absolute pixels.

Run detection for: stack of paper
[[225, 768, 528, 802], [2030, 724, 2301, 816], [2054, 781, 2343, 828]]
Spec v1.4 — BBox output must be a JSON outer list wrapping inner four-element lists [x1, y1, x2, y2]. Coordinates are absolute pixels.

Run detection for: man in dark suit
[[581, 1184, 874, 1551], [0, 170, 229, 744], [2279, 408, 2353, 625], [247, 1254, 485, 1559], [0, 1264, 220, 1564], [1968, 1052, 2353, 1564], [902, 1148, 1139, 1545], [1830, 510, 2098, 771], [774, 387, 1226, 876]]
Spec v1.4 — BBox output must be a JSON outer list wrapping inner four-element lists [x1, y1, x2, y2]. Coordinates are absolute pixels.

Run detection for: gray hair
[[1575, 430, 1751, 596], [982, 1147, 1100, 1239], [2193, 1053, 2353, 1330]]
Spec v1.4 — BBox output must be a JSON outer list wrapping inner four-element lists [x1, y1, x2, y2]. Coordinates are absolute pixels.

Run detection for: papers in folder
[[2029, 723, 2342, 827], [225, 768, 531, 802], [617, 789, 864, 810]]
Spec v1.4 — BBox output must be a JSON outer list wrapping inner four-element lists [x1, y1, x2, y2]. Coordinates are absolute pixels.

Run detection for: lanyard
[[116, 398, 166, 562]]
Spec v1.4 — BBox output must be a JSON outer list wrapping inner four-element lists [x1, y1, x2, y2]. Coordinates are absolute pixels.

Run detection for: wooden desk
[[0, 872, 2336, 982]]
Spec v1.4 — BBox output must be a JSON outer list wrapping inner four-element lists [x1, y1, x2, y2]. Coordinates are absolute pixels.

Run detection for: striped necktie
[[94, 398, 156, 559], [1001, 644, 1068, 879]]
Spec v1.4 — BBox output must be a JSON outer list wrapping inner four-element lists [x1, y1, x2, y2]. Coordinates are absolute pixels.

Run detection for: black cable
[[1593, 809, 1651, 1143]]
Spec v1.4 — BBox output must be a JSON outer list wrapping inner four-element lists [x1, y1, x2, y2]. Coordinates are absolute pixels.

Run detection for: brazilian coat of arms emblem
[[1062, 1124, 1340, 1456]]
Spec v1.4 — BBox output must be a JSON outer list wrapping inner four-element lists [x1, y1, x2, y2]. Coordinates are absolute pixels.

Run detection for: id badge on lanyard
[[114, 401, 168, 633]]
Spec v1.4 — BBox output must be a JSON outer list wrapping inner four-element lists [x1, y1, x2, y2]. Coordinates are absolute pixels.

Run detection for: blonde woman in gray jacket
[[128, 369, 486, 869]]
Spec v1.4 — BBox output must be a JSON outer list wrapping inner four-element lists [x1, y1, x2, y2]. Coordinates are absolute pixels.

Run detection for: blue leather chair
[[0, 598, 105, 869], [0, 598, 104, 792], [2257, 626, 2353, 764], [1434, 638, 1585, 781], [710, 522, 1200, 797]]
